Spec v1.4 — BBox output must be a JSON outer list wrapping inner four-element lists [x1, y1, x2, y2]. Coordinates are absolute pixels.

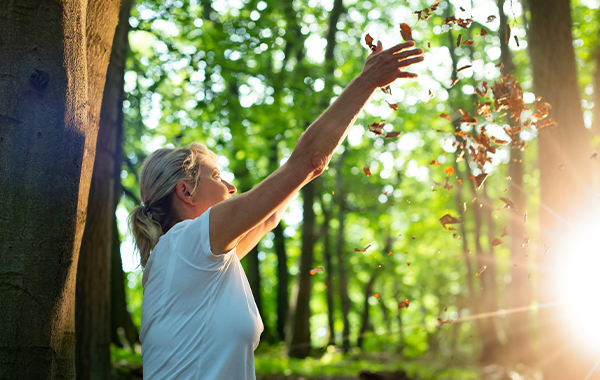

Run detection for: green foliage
[[117, 0, 600, 372]]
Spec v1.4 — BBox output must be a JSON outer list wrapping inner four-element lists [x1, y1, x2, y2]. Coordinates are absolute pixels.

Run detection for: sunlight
[[556, 214, 600, 354]]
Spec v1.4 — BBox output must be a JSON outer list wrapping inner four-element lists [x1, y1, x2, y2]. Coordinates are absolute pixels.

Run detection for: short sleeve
[[175, 207, 236, 271]]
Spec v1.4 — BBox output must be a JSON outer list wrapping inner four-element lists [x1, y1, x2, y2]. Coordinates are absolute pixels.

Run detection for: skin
[[172, 40, 424, 258], [172, 163, 293, 259]]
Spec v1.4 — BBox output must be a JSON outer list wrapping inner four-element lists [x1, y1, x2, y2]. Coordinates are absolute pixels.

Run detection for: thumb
[[375, 40, 383, 54]]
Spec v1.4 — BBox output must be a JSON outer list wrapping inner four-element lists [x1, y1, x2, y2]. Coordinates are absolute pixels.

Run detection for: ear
[[174, 180, 197, 206]]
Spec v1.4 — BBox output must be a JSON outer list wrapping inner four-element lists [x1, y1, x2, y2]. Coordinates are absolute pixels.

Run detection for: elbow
[[310, 154, 329, 177]]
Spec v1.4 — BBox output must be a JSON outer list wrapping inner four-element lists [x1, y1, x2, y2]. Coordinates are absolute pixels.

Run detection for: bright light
[[557, 219, 600, 354]]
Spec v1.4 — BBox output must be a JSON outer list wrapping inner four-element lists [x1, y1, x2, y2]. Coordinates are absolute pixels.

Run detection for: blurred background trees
[[77, 0, 600, 378]]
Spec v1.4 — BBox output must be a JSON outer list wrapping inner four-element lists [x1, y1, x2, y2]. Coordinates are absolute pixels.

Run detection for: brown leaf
[[487, 15, 496, 23], [462, 39, 474, 45], [491, 237, 503, 247], [354, 244, 372, 252], [501, 226, 508, 237], [499, 196, 515, 209], [444, 166, 454, 176], [440, 113, 451, 121], [398, 298, 410, 309], [386, 101, 398, 111], [470, 173, 488, 189], [310, 267, 324, 275], [363, 167, 372, 177], [514, 35, 519, 47], [451, 78, 459, 86], [365, 34, 376, 53], [427, 90, 433, 103], [476, 265, 487, 276], [437, 317, 452, 325], [373, 292, 381, 298], [505, 24, 511, 45], [440, 213, 461, 229], [457, 34, 463, 47], [481, 27, 488, 36], [400, 23, 413, 42], [368, 122, 385, 136], [456, 64, 472, 72], [385, 131, 401, 139]]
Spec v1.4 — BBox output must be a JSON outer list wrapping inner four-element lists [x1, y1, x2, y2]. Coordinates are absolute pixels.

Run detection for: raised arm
[[209, 41, 424, 254]]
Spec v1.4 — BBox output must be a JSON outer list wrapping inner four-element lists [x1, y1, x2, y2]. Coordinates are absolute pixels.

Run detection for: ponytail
[[127, 142, 218, 269]]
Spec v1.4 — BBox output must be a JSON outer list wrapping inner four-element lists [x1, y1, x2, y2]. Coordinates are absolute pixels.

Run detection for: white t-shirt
[[140, 207, 264, 380]]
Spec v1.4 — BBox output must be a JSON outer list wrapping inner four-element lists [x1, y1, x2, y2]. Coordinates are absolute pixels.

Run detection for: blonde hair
[[128, 142, 218, 268]]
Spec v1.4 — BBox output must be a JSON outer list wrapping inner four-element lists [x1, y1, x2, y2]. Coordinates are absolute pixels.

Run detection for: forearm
[[289, 75, 375, 178]]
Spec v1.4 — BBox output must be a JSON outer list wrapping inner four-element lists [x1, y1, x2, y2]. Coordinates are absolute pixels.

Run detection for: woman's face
[[193, 163, 237, 211]]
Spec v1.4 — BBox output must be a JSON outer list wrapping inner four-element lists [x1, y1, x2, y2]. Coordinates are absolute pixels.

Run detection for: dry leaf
[[368, 122, 385, 136], [487, 15, 496, 23], [365, 34, 376, 53], [398, 298, 410, 309], [491, 237, 503, 247], [386, 101, 399, 111], [499, 196, 515, 209], [437, 318, 452, 325], [476, 265, 487, 276], [505, 24, 511, 45], [501, 226, 508, 237], [514, 35, 519, 47], [457, 34, 463, 47], [363, 167, 372, 177], [481, 27, 488, 36], [399, 23, 413, 42], [385, 131, 401, 139], [354, 244, 372, 252], [444, 166, 455, 176], [440, 213, 461, 229], [427, 90, 433, 103], [440, 113, 451, 121], [462, 39, 474, 45], [310, 267, 324, 275], [451, 78, 460, 86], [470, 173, 488, 189], [373, 293, 381, 298], [456, 65, 472, 72]]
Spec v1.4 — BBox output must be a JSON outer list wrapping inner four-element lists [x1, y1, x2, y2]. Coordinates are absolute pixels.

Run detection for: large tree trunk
[[0, 1, 120, 378], [76, 1, 132, 378], [528, 0, 595, 378]]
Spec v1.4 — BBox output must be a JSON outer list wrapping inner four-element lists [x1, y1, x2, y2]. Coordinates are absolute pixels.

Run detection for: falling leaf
[[399, 23, 413, 41], [429, 160, 438, 165], [310, 267, 324, 275], [460, 6, 465, 11], [456, 65, 472, 73], [499, 196, 515, 209], [365, 34, 376, 53], [427, 41, 431, 48], [476, 265, 487, 276], [398, 298, 410, 309], [440, 113, 451, 121], [487, 15, 496, 23], [462, 39, 474, 45], [385, 131, 402, 139], [363, 167, 372, 177], [491, 238, 503, 247], [386, 101, 399, 111], [505, 24, 511, 45], [354, 244, 372, 252], [388, 251, 393, 256], [368, 122, 385, 136], [381, 85, 392, 95], [437, 317, 452, 325], [427, 90, 433, 103], [457, 34, 463, 47], [373, 293, 381, 298], [444, 166, 455, 176], [514, 35, 520, 47], [501, 226, 508, 237], [440, 213, 461, 229], [407, 262, 411, 266], [470, 173, 488, 189], [481, 27, 488, 36], [451, 78, 460, 86]]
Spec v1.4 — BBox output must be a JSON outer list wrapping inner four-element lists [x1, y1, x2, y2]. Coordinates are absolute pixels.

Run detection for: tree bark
[[357, 271, 378, 349], [0, 1, 120, 378], [318, 195, 336, 347], [273, 223, 289, 342], [76, 1, 132, 377], [528, 0, 595, 378]]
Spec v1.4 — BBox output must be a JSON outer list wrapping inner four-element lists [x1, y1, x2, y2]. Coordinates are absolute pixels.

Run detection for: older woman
[[129, 40, 423, 380]]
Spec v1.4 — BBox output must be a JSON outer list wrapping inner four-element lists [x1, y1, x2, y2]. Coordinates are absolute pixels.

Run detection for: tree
[[528, 0, 595, 378], [76, 0, 134, 378], [0, 1, 120, 378]]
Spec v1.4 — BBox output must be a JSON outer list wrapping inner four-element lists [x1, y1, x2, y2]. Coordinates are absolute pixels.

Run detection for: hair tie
[[141, 204, 152, 220]]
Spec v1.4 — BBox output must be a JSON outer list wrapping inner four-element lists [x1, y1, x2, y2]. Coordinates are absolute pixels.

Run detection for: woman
[[129, 40, 424, 379]]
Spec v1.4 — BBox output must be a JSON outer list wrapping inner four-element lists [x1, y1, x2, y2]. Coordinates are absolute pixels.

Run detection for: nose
[[224, 180, 237, 195]]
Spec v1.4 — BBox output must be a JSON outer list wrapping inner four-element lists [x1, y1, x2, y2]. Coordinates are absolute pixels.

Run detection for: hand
[[359, 40, 424, 90]]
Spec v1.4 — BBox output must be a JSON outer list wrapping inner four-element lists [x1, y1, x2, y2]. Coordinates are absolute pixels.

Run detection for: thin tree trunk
[[273, 223, 289, 342], [318, 194, 336, 347], [357, 271, 379, 349], [334, 149, 351, 354], [0, 1, 120, 378], [497, 0, 534, 364]]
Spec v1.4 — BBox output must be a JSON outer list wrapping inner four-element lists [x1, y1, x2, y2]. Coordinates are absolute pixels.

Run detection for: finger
[[397, 56, 425, 68], [397, 71, 418, 79], [395, 48, 424, 61], [375, 40, 383, 54], [387, 41, 416, 55]]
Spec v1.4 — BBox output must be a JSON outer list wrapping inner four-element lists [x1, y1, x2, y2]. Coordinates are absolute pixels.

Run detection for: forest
[[1, 0, 599, 379]]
